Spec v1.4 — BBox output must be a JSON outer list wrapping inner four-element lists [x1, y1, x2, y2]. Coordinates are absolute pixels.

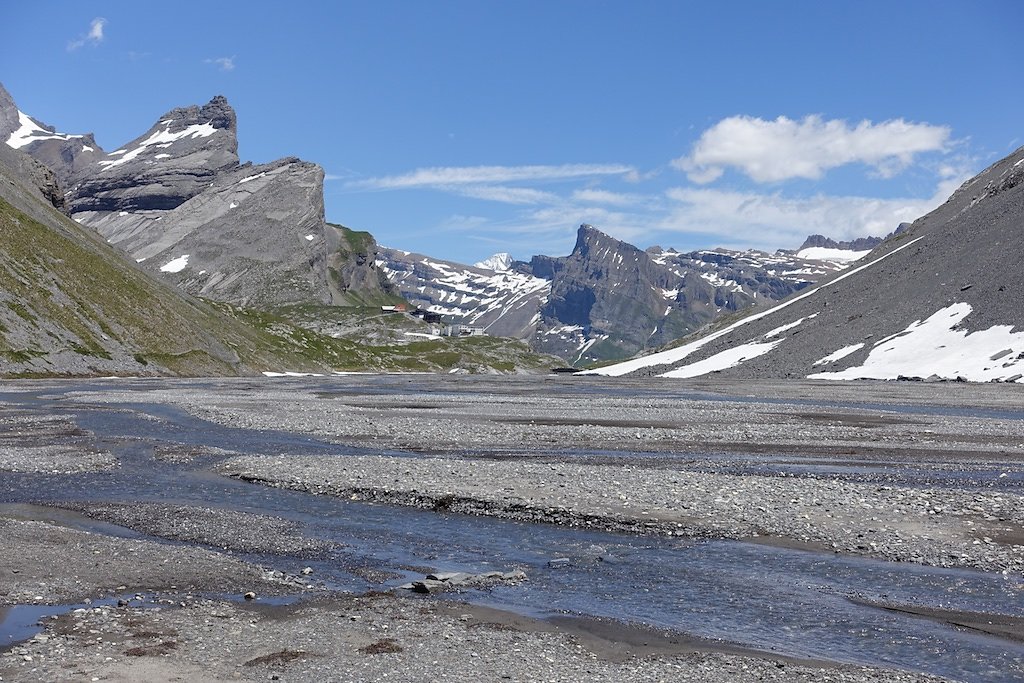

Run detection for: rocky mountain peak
[[68, 94, 241, 216], [573, 223, 638, 257], [160, 95, 237, 135], [474, 252, 514, 271], [0, 81, 103, 186]]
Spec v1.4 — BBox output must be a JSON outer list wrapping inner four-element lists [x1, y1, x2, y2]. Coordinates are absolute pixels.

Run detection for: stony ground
[[2, 375, 1022, 682], [1, 563, 947, 683], [57, 375, 1024, 572]]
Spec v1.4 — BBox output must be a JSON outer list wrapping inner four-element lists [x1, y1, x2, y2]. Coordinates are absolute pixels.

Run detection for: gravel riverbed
[[2, 375, 1022, 681]]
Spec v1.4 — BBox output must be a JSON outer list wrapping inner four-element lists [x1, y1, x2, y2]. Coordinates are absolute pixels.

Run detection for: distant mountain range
[[382, 225, 872, 364], [586, 146, 1024, 382], [9, 81, 1015, 381]]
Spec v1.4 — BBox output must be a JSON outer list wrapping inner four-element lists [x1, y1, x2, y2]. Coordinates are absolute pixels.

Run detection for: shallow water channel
[[1, 381, 1022, 681]]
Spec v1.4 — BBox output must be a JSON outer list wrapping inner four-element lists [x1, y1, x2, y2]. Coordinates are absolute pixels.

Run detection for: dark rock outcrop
[[0, 143, 66, 212], [325, 224, 400, 306], [798, 234, 885, 252]]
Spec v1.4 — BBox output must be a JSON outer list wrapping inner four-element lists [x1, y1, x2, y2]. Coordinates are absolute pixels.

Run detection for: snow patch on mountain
[[5, 111, 84, 149], [160, 255, 189, 273], [796, 247, 873, 262], [808, 303, 1024, 382], [662, 340, 783, 379], [813, 343, 865, 366]]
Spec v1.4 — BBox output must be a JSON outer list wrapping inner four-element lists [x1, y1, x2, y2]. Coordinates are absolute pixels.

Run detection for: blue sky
[[4, 1, 1022, 264]]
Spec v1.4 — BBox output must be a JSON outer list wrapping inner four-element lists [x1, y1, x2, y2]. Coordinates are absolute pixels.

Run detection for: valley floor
[[1, 376, 1022, 681]]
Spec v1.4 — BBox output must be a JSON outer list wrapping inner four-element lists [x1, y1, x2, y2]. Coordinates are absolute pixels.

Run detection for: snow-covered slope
[[379, 249, 550, 339], [587, 145, 1024, 383]]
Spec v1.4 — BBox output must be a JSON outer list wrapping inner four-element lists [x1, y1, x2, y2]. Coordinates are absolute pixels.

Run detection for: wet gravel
[[1, 594, 949, 683], [0, 518, 305, 606], [220, 452, 1024, 574], [59, 503, 338, 559], [2, 376, 1022, 682]]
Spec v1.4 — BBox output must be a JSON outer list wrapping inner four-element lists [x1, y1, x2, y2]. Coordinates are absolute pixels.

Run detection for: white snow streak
[[796, 247, 872, 262], [661, 341, 782, 378], [97, 122, 217, 171], [764, 314, 816, 339], [813, 343, 865, 366]]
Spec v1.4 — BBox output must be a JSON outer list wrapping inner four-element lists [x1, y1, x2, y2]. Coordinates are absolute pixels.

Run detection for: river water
[[0, 380, 1021, 681]]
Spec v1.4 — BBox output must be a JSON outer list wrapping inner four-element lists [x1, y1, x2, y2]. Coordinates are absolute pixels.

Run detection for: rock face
[[382, 224, 853, 364], [122, 158, 333, 308], [0, 143, 65, 212], [325, 224, 400, 306], [588, 145, 1024, 382]]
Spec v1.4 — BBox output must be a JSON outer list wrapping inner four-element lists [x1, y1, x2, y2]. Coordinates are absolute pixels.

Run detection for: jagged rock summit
[[69, 94, 239, 218], [588, 145, 1024, 382]]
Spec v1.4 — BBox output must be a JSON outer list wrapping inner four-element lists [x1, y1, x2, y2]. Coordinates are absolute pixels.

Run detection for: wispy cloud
[[205, 56, 236, 72], [446, 185, 561, 205], [571, 188, 647, 206], [351, 163, 636, 190], [67, 17, 106, 51], [675, 115, 952, 184]]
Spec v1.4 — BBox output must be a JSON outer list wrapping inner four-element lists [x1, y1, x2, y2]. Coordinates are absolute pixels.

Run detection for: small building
[[442, 324, 485, 337]]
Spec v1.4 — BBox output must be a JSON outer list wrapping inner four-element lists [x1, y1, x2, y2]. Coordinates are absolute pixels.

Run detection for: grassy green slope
[[0, 195, 319, 376]]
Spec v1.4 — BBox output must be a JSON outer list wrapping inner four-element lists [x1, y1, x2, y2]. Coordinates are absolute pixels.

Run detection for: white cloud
[[205, 56, 236, 71], [660, 175, 965, 250], [675, 115, 952, 184], [67, 17, 106, 51], [351, 163, 636, 190]]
